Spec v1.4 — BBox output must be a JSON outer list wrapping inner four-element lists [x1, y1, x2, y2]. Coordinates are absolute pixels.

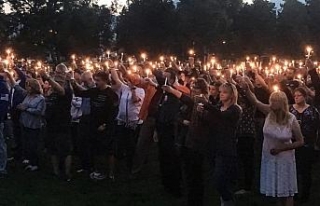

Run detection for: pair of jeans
[[296, 146, 316, 201], [213, 155, 237, 202], [183, 148, 205, 206], [132, 117, 156, 172], [157, 123, 182, 196], [78, 115, 115, 172], [71, 122, 80, 155], [78, 115, 93, 171], [0, 123, 7, 174], [237, 135, 255, 190], [21, 127, 41, 166], [115, 124, 139, 173]]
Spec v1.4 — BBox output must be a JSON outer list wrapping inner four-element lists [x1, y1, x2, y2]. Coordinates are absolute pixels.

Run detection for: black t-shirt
[[45, 84, 72, 128], [156, 92, 181, 125], [75, 87, 119, 126], [254, 87, 270, 119]]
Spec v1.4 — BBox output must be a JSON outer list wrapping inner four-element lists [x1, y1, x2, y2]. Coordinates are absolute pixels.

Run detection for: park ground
[[1, 144, 320, 206]]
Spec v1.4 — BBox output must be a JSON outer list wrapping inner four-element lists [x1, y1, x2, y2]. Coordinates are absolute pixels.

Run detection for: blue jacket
[[0, 76, 9, 123]]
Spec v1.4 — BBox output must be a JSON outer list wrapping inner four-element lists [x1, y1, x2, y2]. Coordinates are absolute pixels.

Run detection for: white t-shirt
[[116, 83, 145, 122]]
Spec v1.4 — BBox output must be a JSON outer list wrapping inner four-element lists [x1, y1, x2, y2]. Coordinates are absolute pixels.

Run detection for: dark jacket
[[0, 76, 9, 123], [204, 104, 242, 157], [309, 68, 320, 109]]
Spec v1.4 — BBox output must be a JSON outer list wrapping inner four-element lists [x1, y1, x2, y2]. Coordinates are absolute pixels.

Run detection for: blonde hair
[[219, 82, 238, 105], [269, 91, 290, 125], [26, 78, 43, 95]]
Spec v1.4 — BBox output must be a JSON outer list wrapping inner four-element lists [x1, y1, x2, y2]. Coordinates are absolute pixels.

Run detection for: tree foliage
[[5, 0, 112, 59], [116, 0, 177, 56], [1, 0, 320, 58]]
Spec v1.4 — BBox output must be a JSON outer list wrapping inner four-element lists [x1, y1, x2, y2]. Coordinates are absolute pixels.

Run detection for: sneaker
[[76, 169, 84, 173], [25, 165, 39, 171], [29, 166, 39, 172], [22, 159, 30, 165], [234, 189, 251, 195], [220, 199, 235, 206], [24, 165, 32, 171], [65, 175, 72, 182], [109, 172, 115, 182], [153, 133, 158, 143], [90, 172, 106, 181], [7, 157, 14, 162]]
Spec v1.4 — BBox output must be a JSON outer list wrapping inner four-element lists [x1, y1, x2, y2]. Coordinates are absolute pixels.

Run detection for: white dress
[[260, 113, 298, 197]]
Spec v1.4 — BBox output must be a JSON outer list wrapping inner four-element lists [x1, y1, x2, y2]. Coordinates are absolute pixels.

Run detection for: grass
[[1, 143, 320, 206]]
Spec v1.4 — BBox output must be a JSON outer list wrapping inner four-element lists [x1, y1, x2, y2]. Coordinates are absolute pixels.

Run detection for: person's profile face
[[209, 85, 218, 96], [74, 73, 81, 82], [43, 81, 51, 90], [25, 81, 32, 93], [180, 73, 186, 82], [94, 77, 106, 89], [164, 72, 176, 86]]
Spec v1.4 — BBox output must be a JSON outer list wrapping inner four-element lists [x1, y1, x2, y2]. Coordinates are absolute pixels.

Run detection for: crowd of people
[[0, 55, 320, 206]]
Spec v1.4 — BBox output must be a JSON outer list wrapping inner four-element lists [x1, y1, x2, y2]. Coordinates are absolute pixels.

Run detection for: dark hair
[[294, 87, 307, 97], [210, 81, 222, 88], [26, 78, 43, 95], [74, 69, 83, 75], [94, 71, 109, 82], [194, 78, 208, 94], [165, 68, 177, 81]]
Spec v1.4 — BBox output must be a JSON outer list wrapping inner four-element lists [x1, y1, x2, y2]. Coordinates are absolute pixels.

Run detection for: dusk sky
[[102, 0, 306, 7], [4, 0, 306, 13]]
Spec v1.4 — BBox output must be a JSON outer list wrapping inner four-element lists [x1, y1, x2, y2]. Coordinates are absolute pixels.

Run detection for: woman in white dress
[[244, 85, 304, 206]]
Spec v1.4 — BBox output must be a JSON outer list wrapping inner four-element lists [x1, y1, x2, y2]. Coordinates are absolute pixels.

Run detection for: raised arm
[[40, 71, 65, 96], [245, 86, 270, 115], [14, 67, 27, 88], [110, 68, 123, 91], [162, 85, 194, 107], [173, 79, 191, 95], [71, 80, 88, 95], [4, 71, 17, 87]]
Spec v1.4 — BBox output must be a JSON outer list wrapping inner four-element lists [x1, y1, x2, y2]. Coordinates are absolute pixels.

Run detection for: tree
[[5, 0, 113, 59], [0, 0, 9, 48], [232, 0, 277, 56], [306, 0, 320, 55], [176, 0, 241, 57], [276, 0, 309, 58], [116, 0, 177, 56]]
